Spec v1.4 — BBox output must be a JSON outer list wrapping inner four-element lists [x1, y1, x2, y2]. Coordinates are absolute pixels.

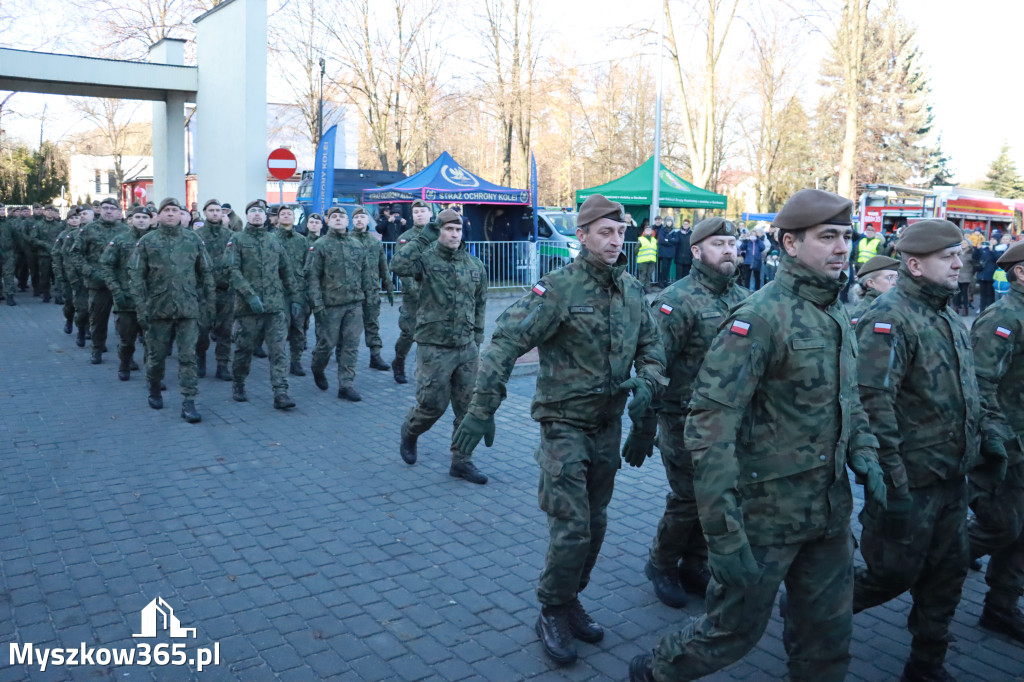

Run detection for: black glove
[[978, 437, 1009, 484], [622, 429, 655, 468]]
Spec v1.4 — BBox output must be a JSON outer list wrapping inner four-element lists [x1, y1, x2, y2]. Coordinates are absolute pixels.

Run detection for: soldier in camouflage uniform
[[305, 213, 323, 243], [391, 209, 488, 484], [71, 197, 126, 364], [967, 240, 1024, 644], [630, 189, 887, 682], [306, 207, 372, 401], [28, 205, 64, 302], [392, 199, 438, 384], [849, 254, 900, 326], [21, 204, 42, 295], [52, 209, 82, 331], [226, 199, 298, 410], [623, 218, 749, 609], [129, 198, 214, 423], [10, 206, 31, 294], [351, 206, 394, 371], [0, 205, 17, 306], [69, 206, 95, 344], [100, 206, 150, 382], [272, 205, 311, 377], [195, 199, 235, 381], [453, 194, 667, 666], [853, 219, 1006, 682]]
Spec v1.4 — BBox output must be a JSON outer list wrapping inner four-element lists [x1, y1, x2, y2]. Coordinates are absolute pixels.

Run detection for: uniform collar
[[132, 227, 149, 239], [158, 224, 182, 237], [897, 266, 956, 310], [245, 223, 267, 235], [773, 253, 846, 307], [1012, 280, 1024, 297], [691, 258, 735, 295], [578, 248, 627, 289], [328, 228, 347, 239]]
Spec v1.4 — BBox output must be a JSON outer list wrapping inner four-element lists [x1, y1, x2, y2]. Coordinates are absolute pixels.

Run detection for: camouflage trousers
[[969, 458, 1024, 609], [652, 532, 853, 682], [394, 297, 418, 359], [535, 418, 622, 606], [37, 254, 52, 296], [72, 285, 89, 333], [311, 302, 362, 388], [197, 288, 234, 366], [0, 249, 14, 294], [286, 300, 310, 364], [402, 342, 478, 465], [88, 287, 113, 353], [649, 412, 707, 571], [854, 477, 969, 666], [59, 282, 74, 324], [114, 311, 144, 367], [637, 261, 656, 287], [362, 293, 382, 351], [233, 312, 289, 394], [145, 317, 199, 399]]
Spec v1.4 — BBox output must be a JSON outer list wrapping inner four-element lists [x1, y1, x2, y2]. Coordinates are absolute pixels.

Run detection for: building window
[[94, 170, 101, 193], [108, 171, 117, 194]]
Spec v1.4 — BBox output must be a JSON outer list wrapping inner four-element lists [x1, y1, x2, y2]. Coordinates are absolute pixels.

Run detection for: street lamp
[[318, 57, 326, 145]]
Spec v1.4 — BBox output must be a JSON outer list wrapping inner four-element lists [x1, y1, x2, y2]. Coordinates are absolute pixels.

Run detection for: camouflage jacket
[[390, 238, 486, 347], [857, 268, 988, 490], [29, 218, 64, 255], [970, 280, 1024, 465], [305, 229, 370, 309], [849, 287, 881, 326], [195, 220, 234, 290], [684, 254, 879, 551], [52, 227, 78, 289], [355, 231, 395, 294], [649, 259, 750, 418], [273, 228, 310, 301], [100, 227, 148, 312], [395, 223, 438, 307], [70, 219, 127, 289], [470, 249, 667, 429], [129, 224, 215, 320], [225, 224, 296, 316]]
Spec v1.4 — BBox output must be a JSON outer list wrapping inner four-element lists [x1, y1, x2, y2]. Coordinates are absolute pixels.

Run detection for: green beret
[[100, 197, 120, 208], [577, 194, 625, 228], [772, 189, 852, 232], [325, 206, 347, 218], [307, 213, 323, 222], [895, 219, 962, 255], [128, 206, 152, 218], [245, 199, 267, 213], [203, 198, 221, 210], [997, 241, 1024, 268], [268, 205, 280, 216], [158, 197, 181, 212], [436, 208, 462, 226], [856, 255, 901, 278], [411, 199, 429, 209], [690, 217, 736, 246], [351, 207, 368, 218]]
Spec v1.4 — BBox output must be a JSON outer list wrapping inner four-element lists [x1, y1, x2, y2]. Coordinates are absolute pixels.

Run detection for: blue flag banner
[[312, 125, 337, 216], [530, 150, 538, 241]]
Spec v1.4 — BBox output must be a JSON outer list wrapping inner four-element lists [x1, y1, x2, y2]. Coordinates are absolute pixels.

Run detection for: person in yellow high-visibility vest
[[637, 223, 658, 290], [856, 225, 883, 265]]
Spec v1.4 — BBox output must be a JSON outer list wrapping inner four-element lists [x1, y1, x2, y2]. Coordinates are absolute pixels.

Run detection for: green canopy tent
[[575, 157, 727, 226]]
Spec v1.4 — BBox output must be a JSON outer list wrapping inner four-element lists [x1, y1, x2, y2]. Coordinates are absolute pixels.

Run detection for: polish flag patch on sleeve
[[729, 320, 750, 336], [659, 303, 674, 315], [851, 317, 859, 325], [873, 322, 892, 334], [532, 283, 547, 297], [996, 326, 1012, 339]]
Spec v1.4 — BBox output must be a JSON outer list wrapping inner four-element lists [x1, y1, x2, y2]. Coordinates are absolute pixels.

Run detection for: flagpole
[[651, 0, 664, 224]]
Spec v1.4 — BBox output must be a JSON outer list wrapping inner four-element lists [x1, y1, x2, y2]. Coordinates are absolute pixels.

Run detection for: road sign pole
[[278, 181, 283, 204]]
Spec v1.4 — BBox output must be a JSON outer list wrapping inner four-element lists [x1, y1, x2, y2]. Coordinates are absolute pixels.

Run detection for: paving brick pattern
[[1, 292, 1022, 681]]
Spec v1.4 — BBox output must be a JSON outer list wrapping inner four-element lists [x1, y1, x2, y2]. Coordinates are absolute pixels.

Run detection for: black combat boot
[[274, 393, 296, 410], [197, 353, 206, 378], [400, 426, 418, 464], [979, 602, 1024, 644], [148, 382, 163, 410], [901, 658, 957, 682], [535, 605, 577, 665], [215, 364, 231, 381], [565, 597, 603, 643], [76, 328, 86, 347], [392, 355, 408, 384], [90, 349, 102, 365], [181, 400, 202, 423], [63, 320, 73, 334], [629, 654, 656, 682], [42, 293, 50, 303], [679, 559, 712, 595], [337, 386, 362, 402], [449, 461, 488, 485], [232, 383, 248, 402], [252, 344, 267, 358], [118, 357, 131, 382], [369, 352, 391, 371], [645, 559, 687, 608], [289, 360, 306, 376], [130, 359, 140, 371], [312, 369, 328, 391], [5, 292, 15, 306], [55, 294, 64, 305]]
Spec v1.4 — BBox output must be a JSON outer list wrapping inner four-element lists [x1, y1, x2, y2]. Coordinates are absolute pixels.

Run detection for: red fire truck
[[859, 184, 1018, 238]]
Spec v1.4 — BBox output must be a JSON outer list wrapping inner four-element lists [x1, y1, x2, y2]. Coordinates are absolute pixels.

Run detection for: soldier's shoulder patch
[[659, 302, 674, 315], [532, 282, 547, 297], [851, 317, 859, 325], [108, 241, 115, 246], [873, 322, 892, 334], [995, 326, 1012, 339], [729, 319, 751, 336], [226, 241, 233, 246], [309, 245, 315, 251]]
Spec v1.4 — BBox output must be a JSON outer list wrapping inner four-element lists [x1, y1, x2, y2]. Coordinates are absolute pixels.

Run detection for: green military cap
[[65, 207, 79, 219], [351, 206, 368, 218], [411, 199, 429, 209], [202, 198, 221, 210], [245, 199, 267, 213], [856, 254, 901, 277], [577, 194, 625, 227], [690, 217, 736, 246], [128, 206, 152, 218], [997, 240, 1024, 268], [100, 197, 120, 208], [307, 213, 323, 222], [32, 202, 42, 209], [895, 219, 962, 255], [325, 206, 346, 218], [772, 189, 852, 232], [436, 208, 462, 226], [158, 197, 181, 212]]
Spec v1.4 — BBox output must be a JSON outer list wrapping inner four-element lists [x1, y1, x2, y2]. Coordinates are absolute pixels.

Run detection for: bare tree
[[70, 98, 148, 189], [65, 0, 213, 60], [833, 0, 869, 198]]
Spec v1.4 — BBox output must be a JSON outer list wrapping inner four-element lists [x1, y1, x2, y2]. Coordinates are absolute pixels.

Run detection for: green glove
[[849, 449, 888, 510], [707, 542, 760, 589], [621, 429, 655, 468], [618, 377, 653, 423], [249, 295, 265, 314], [452, 414, 495, 457], [979, 437, 1009, 484], [387, 290, 395, 306]]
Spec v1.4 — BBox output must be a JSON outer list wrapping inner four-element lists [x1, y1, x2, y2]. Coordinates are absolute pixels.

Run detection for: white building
[[68, 154, 152, 204]]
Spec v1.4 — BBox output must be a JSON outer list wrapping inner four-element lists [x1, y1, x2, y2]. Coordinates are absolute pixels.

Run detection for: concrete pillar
[[148, 38, 187, 205], [194, 0, 267, 209]]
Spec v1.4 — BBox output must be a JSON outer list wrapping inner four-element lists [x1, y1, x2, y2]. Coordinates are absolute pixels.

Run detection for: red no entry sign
[[267, 148, 298, 180]]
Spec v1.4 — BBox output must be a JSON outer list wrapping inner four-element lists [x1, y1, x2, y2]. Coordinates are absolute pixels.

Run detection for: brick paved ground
[[1, 291, 1022, 681]]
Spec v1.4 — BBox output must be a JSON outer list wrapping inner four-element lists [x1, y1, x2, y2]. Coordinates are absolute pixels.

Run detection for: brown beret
[[100, 197, 120, 208], [690, 217, 737, 246], [268, 205, 280, 216], [578, 194, 625, 228], [997, 241, 1024, 268], [772, 189, 852, 232], [203, 198, 221, 210], [351, 207, 368, 218], [436, 208, 462, 226], [245, 199, 267, 213], [895, 219, 962, 255], [856, 255, 901, 278], [65, 208, 79, 219], [411, 199, 429, 209], [158, 197, 182, 212], [325, 206, 347, 218]]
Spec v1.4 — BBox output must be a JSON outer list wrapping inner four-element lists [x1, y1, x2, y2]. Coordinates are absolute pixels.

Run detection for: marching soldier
[[351, 206, 394, 371], [849, 254, 900, 325], [0, 205, 16, 306], [28, 205, 64, 302], [52, 209, 82, 331], [392, 199, 437, 384], [71, 198, 126, 364], [273, 205, 311, 377], [195, 199, 235, 381], [453, 194, 667, 666], [100, 206, 150, 381], [624, 217, 749, 609]]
